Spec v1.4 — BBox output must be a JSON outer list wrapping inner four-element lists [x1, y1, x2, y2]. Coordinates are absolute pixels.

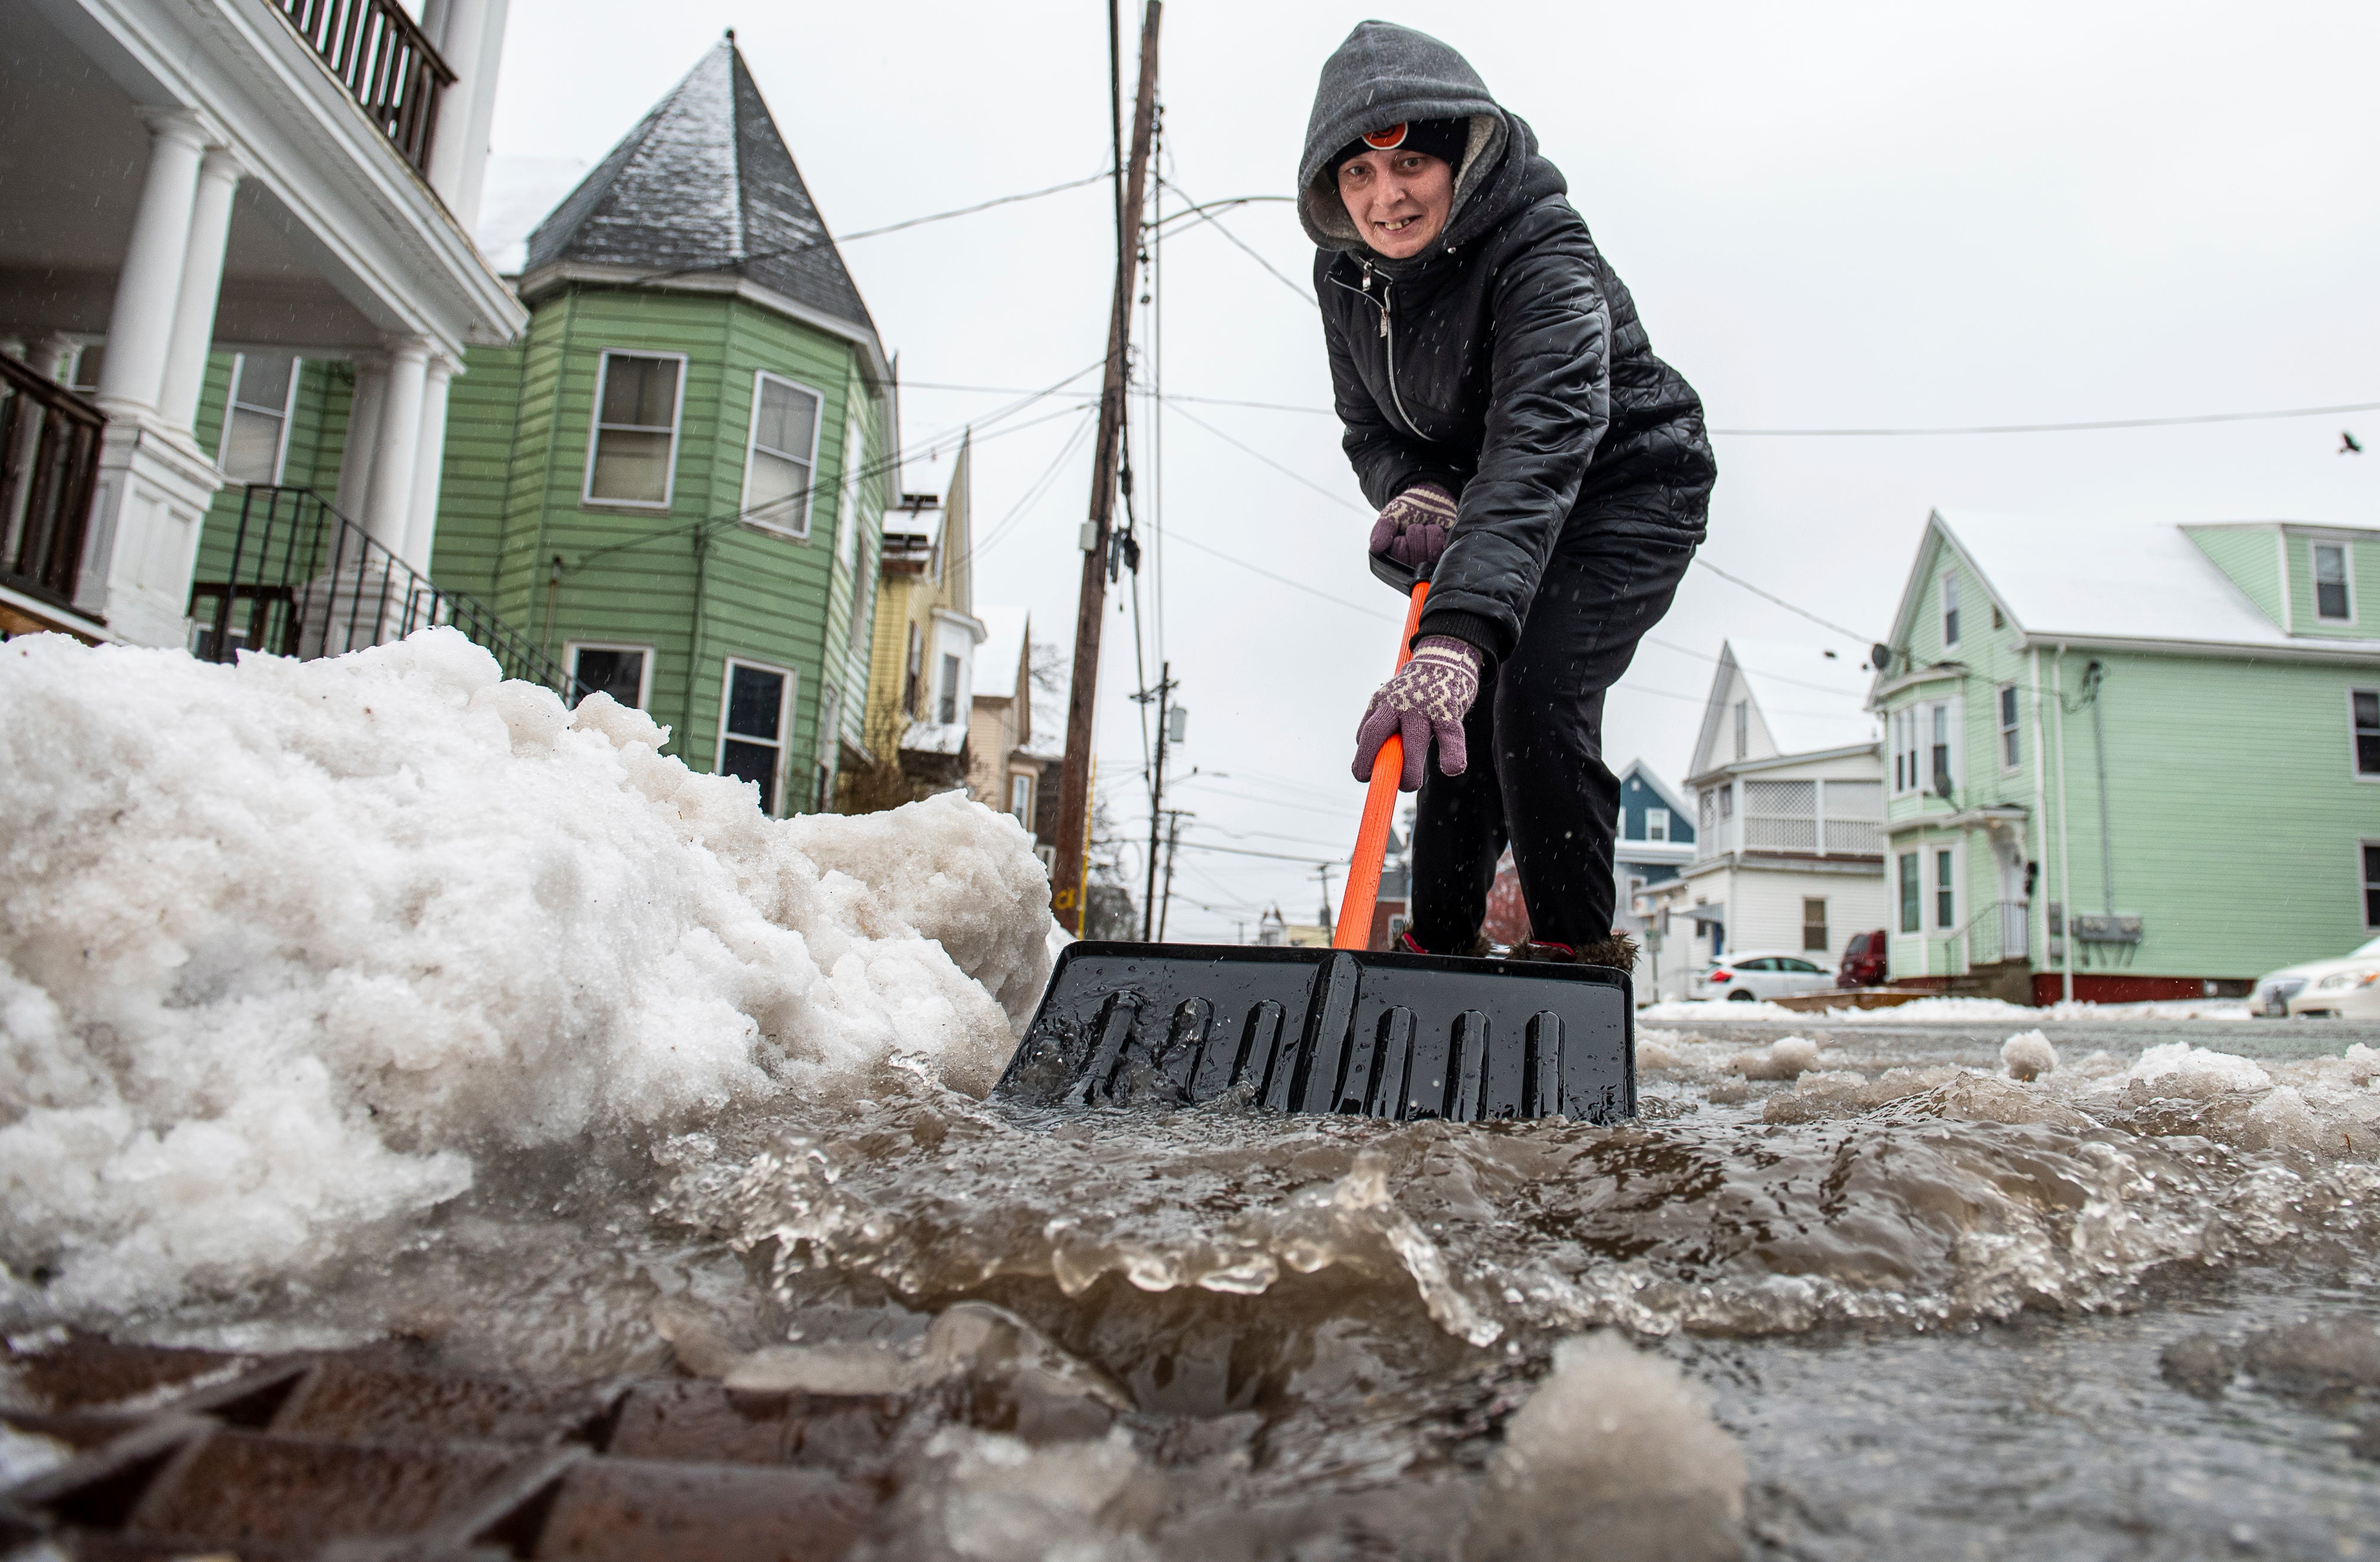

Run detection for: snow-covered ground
[[1640, 994, 2256, 1023], [0, 630, 1053, 1319]]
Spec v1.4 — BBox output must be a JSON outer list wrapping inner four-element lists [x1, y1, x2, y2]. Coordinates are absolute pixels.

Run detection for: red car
[[1837, 930, 1888, 989]]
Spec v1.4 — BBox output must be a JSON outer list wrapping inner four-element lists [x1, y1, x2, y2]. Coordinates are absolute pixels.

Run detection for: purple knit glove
[[1367, 483, 1458, 572], [1352, 635, 1483, 792]]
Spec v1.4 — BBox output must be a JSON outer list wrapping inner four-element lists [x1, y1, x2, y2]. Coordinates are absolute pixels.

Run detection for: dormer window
[[1941, 574, 1961, 648], [2313, 542, 2353, 622]]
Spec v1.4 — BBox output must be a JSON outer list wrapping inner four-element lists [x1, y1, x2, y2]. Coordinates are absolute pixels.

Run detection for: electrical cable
[[1687, 557, 1875, 643], [627, 169, 1114, 285], [1154, 177, 1315, 306]]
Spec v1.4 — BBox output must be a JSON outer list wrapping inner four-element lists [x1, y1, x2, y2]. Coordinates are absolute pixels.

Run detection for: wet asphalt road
[[1639, 1012, 2380, 1071]]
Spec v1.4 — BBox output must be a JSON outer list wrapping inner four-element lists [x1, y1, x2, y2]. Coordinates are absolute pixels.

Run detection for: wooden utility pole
[[1052, 0, 1160, 934]]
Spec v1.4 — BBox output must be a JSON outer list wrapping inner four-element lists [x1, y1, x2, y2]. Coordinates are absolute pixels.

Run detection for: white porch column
[[363, 338, 430, 552], [450, 0, 511, 230], [334, 356, 387, 520], [157, 146, 246, 432], [400, 353, 455, 570], [96, 109, 211, 416], [424, 0, 492, 206]]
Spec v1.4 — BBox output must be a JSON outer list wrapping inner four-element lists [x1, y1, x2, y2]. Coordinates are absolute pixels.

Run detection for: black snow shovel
[[995, 559, 1634, 1124]]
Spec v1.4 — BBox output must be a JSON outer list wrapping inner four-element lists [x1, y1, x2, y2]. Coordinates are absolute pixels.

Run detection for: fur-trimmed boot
[[1399, 929, 1496, 958], [1508, 932, 1639, 971]]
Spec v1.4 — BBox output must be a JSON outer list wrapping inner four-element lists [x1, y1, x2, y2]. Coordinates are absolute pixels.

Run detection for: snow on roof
[[1928, 510, 2379, 650], [1724, 636, 1881, 757], [973, 607, 1030, 705], [899, 720, 968, 757], [523, 40, 876, 336]]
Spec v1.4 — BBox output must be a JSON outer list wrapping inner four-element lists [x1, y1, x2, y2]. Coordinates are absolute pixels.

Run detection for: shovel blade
[[995, 942, 1633, 1124]]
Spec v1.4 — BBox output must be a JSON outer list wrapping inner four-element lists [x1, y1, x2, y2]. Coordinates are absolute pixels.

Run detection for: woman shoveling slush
[[1305, 20, 1715, 970]]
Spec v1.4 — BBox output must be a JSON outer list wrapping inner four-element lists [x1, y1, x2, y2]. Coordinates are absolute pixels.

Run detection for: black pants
[[1408, 510, 1696, 953]]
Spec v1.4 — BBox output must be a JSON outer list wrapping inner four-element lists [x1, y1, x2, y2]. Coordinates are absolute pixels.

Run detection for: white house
[[1, 0, 524, 647], [1646, 638, 1889, 997]]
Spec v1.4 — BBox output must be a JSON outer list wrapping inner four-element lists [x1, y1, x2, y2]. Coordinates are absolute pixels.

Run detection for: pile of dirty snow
[[0, 631, 1051, 1321]]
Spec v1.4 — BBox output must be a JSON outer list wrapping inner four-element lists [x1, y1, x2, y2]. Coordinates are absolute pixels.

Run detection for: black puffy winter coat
[[1302, 22, 1716, 662]]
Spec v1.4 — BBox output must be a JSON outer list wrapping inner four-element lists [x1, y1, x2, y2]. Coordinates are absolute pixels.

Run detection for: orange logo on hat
[[1362, 123, 1410, 150]]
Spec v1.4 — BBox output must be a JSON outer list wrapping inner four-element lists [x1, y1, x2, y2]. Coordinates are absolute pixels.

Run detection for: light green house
[[173, 39, 894, 818], [432, 37, 895, 815], [1872, 510, 2380, 1003]]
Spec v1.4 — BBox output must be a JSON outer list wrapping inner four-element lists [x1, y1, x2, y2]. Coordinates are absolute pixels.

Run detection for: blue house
[[1614, 758, 1695, 996]]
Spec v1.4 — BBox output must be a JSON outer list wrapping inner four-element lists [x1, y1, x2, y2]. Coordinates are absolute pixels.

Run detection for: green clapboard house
[[1872, 509, 2380, 1003], [173, 39, 891, 816], [430, 37, 895, 815]]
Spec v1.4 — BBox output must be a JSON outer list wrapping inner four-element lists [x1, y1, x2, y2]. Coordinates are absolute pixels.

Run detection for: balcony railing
[[0, 353, 105, 613], [270, 0, 454, 175], [189, 485, 578, 697]]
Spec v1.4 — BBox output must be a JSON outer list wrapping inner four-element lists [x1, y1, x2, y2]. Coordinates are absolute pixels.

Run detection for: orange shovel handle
[[1333, 581, 1429, 951]]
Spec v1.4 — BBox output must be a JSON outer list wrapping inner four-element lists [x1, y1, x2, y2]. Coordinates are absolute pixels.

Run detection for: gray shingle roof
[[523, 40, 875, 335]]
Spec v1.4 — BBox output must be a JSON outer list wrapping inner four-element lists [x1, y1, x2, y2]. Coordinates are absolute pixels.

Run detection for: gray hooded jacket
[[1304, 21, 1714, 661]]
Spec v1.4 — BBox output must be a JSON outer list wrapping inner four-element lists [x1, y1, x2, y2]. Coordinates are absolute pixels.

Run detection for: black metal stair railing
[[269, 0, 455, 175], [0, 352, 106, 611], [189, 484, 579, 698]]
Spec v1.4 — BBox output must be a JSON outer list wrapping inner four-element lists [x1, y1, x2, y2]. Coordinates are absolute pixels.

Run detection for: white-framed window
[[1934, 846, 1958, 930], [1930, 702, 1953, 796], [2313, 542, 2354, 623], [1897, 852, 1920, 934], [1646, 807, 1670, 842], [1802, 896, 1829, 952], [1998, 683, 2021, 771], [742, 372, 824, 537], [716, 657, 796, 815], [1717, 785, 1734, 820], [835, 409, 865, 570], [938, 651, 963, 724], [2363, 840, 2380, 928], [1733, 699, 1748, 760], [2354, 689, 2380, 780], [566, 641, 654, 710], [218, 352, 300, 484], [585, 350, 685, 507], [1941, 573, 1962, 648], [1009, 771, 1034, 829]]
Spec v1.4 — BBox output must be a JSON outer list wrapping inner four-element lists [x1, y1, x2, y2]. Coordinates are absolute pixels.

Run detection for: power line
[[1689, 557, 1874, 643], [1163, 399, 1367, 512], [1154, 178, 1314, 306], [1164, 530, 1398, 623], [629, 170, 1114, 285], [1709, 399, 2380, 437]]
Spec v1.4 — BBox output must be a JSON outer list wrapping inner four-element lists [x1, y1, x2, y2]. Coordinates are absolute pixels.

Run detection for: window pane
[[726, 665, 785, 740], [591, 429, 672, 503], [222, 406, 284, 483], [2366, 844, 2380, 926], [721, 738, 778, 814], [1899, 854, 1919, 933], [755, 379, 819, 459], [2354, 691, 2378, 728], [234, 352, 295, 411], [573, 647, 645, 708], [602, 356, 678, 427], [940, 653, 962, 724], [746, 447, 809, 524]]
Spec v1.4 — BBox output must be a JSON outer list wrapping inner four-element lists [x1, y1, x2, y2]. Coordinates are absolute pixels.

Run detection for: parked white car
[[2285, 965, 2380, 1020], [1693, 951, 1837, 1003], [2249, 936, 2380, 1017]]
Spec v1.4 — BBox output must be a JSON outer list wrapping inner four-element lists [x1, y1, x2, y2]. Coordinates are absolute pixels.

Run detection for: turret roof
[[523, 39, 875, 337]]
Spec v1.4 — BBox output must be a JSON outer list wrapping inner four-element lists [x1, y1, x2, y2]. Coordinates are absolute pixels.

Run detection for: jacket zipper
[[1357, 260, 1425, 440]]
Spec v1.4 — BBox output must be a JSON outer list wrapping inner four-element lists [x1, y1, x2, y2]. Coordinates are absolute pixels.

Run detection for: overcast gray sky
[[484, 0, 2380, 942]]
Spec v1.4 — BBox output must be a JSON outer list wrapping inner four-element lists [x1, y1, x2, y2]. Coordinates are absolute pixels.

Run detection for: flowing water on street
[[14, 1017, 2380, 1559]]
